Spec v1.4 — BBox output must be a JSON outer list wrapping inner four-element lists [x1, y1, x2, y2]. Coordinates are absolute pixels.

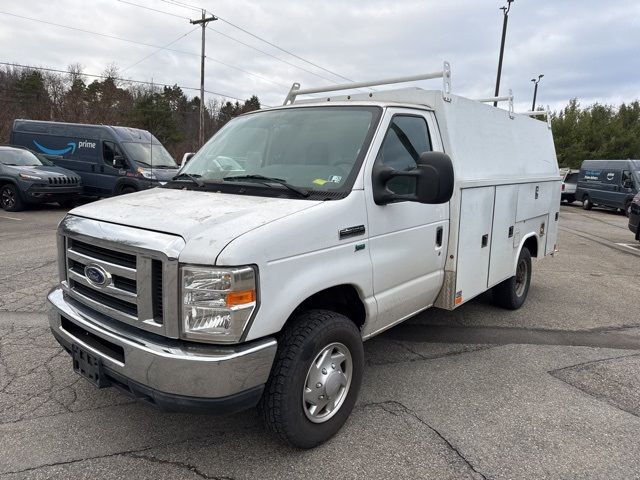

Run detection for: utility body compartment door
[[488, 184, 519, 286], [516, 182, 554, 222], [455, 187, 495, 306], [545, 181, 561, 255]]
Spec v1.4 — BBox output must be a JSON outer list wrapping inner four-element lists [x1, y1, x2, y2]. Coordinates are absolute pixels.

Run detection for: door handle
[[435, 226, 443, 247], [481, 234, 489, 248]]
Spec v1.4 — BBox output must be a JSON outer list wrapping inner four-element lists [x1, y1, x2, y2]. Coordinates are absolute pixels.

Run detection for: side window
[[622, 170, 633, 187], [376, 115, 431, 195], [103, 141, 123, 167]]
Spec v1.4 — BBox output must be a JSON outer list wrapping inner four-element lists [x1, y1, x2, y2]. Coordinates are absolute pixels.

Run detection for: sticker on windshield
[[329, 175, 342, 183], [313, 178, 328, 186]]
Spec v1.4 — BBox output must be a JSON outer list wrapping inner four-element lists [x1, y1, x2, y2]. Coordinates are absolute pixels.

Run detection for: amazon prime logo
[[84, 264, 112, 288], [33, 139, 96, 156]]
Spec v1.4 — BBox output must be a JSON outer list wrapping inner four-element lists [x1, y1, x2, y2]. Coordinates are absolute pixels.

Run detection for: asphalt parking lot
[[1, 203, 640, 479]]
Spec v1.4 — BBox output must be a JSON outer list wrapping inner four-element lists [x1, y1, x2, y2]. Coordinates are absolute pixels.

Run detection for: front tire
[[492, 247, 532, 310], [1, 184, 24, 212], [258, 310, 364, 449]]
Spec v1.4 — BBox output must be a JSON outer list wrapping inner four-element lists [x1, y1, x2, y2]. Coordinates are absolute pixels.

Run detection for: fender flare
[[513, 233, 539, 273], [0, 177, 21, 194]]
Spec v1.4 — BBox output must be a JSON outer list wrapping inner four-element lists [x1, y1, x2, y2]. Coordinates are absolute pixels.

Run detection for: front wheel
[[582, 195, 593, 210], [258, 310, 364, 449], [1, 184, 24, 212], [492, 247, 532, 310]]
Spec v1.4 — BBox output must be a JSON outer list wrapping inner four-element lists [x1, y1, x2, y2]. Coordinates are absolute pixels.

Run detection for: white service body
[[47, 85, 560, 418]]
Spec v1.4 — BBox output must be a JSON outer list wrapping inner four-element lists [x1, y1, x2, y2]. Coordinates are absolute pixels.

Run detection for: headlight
[[181, 265, 257, 343], [19, 173, 43, 180], [136, 167, 157, 180]]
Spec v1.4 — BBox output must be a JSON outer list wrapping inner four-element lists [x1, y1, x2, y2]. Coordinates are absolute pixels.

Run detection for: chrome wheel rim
[[303, 342, 352, 424], [515, 258, 528, 297], [1, 188, 14, 209]]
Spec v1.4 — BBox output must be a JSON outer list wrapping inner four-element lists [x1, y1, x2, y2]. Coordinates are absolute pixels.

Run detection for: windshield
[[0, 149, 42, 166], [181, 106, 380, 193], [121, 142, 177, 168]]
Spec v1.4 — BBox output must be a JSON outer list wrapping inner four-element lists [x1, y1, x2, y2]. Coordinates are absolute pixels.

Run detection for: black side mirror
[[373, 151, 454, 205], [182, 152, 196, 165], [623, 180, 633, 189], [113, 155, 127, 169]]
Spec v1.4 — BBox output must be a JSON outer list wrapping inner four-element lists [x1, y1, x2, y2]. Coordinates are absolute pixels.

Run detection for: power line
[[206, 26, 338, 84], [108, 0, 357, 85], [0, 61, 245, 102], [214, 15, 357, 84], [1, 9, 286, 92], [158, 0, 200, 13], [115, 0, 188, 19], [122, 27, 199, 72], [0, 11, 197, 58]]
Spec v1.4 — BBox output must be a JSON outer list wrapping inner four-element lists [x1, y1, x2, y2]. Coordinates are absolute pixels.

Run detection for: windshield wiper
[[171, 172, 204, 187], [223, 174, 309, 197]]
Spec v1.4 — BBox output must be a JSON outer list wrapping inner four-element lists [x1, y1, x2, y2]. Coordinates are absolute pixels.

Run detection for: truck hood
[[69, 188, 322, 254]]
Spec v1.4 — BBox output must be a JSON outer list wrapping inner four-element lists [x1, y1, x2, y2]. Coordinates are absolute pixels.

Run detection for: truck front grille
[[65, 237, 165, 331]]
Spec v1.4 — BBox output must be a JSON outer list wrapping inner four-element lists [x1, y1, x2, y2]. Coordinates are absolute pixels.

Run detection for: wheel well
[[289, 285, 366, 330], [115, 181, 137, 194], [523, 235, 538, 258]]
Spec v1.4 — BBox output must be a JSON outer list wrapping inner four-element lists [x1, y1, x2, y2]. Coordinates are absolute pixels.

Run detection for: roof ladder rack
[[475, 89, 514, 119], [519, 106, 552, 129], [283, 61, 452, 105]]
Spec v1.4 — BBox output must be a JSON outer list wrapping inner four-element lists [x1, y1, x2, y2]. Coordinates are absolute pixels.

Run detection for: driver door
[[101, 141, 128, 195], [363, 108, 449, 336]]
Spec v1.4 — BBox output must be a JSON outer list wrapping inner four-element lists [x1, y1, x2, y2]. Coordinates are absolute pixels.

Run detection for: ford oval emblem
[[84, 264, 111, 287]]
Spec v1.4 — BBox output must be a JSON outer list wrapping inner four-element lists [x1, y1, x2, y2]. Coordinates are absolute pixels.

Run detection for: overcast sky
[[1, 0, 639, 111]]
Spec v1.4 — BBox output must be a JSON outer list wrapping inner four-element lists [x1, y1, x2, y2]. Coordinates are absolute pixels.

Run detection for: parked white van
[[47, 64, 560, 448]]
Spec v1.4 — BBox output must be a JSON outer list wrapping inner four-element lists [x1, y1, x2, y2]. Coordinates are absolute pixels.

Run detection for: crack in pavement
[[548, 352, 640, 419], [360, 400, 488, 480], [385, 324, 640, 351], [126, 453, 235, 480], [367, 340, 499, 366], [0, 431, 231, 477]]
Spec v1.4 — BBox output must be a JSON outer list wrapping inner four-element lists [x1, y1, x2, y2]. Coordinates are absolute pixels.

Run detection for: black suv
[[0, 146, 82, 211]]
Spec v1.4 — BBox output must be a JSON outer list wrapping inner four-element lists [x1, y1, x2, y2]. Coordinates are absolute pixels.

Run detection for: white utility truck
[[47, 63, 560, 448]]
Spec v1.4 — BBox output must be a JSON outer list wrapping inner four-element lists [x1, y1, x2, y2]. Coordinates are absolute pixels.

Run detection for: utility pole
[[531, 74, 544, 111], [493, 0, 514, 107], [190, 9, 217, 147]]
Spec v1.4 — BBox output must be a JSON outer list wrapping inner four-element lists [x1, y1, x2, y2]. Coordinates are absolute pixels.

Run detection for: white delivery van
[[47, 63, 560, 448]]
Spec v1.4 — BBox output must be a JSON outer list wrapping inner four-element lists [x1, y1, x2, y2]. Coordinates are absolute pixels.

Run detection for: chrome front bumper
[[47, 287, 277, 410]]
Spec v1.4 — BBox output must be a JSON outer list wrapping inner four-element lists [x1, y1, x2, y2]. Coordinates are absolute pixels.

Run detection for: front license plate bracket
[[72, 344, 110, 388]]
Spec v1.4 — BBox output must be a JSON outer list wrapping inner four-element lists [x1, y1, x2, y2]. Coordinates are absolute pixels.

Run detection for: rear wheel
[[492, 247, 532, 310], [258, 310, 364, 449], [582, 195, 593, 210], [0, 184, 24, 212], [119, 186, 136, 195]]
